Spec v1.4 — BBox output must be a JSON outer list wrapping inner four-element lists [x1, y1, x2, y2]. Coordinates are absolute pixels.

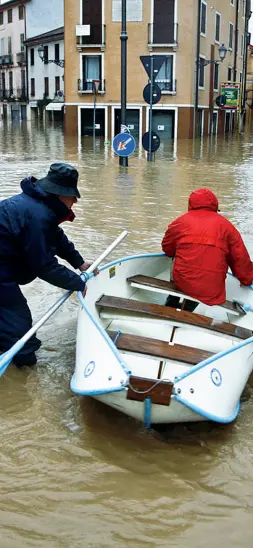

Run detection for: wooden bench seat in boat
[[108, 330, 214, 364], [127, 275, 245, 316], [96, 295, 252, 340]]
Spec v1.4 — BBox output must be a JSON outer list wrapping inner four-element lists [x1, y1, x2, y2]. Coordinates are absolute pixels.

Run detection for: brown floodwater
[[1, 119, 253, 547]]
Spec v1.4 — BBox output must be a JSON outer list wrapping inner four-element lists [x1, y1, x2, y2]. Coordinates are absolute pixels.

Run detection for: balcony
[[78, 79, 106, 94], [76, 24, 106, 50], [0, 87, 27, 101], [148, 23, 178, 49], [0, 54, 13, 66], [16, 51, 26, 65], [156, 79, 177, 95]]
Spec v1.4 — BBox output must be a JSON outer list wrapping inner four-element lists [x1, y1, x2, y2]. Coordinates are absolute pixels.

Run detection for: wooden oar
[[0, 230, 128, 376]]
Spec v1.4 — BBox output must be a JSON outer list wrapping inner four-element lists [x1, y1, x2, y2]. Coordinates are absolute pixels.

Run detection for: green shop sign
[[221, 83, 241, 109]]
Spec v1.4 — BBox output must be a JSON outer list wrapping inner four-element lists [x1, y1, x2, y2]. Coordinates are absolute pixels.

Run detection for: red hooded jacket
[[161, 188, 253, 305]]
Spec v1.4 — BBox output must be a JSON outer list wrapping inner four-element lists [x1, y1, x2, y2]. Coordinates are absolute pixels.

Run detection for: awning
[[46, 102, 64, 111]]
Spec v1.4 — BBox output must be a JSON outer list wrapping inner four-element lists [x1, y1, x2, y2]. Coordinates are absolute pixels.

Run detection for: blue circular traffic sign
[[113, 133, 136, 157]]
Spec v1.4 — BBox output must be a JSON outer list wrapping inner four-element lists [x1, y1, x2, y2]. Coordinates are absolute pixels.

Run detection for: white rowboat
[[71, 253, 253, 427]]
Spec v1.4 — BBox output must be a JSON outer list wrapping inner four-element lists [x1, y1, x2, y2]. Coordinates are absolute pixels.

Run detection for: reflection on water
[[1, 120, 253, 547]]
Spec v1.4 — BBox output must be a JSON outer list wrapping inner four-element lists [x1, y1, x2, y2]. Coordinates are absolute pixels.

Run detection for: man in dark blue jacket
[[0, 162, 91, 367]]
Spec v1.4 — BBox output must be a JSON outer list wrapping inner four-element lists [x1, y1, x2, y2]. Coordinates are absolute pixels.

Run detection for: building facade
[[64, 0, 250, 145], [245, 44, 253, 118], [0, 0, 28, 121], [25, 27, 64, 120], [25, 0, 64, 119]]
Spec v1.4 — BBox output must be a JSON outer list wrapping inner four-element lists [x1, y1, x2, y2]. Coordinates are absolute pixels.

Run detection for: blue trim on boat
[[86, 253, 166, 281], [77, 292, 130, 375], [174, 333, 253, 384], [144, 397, 152, 428], [174, 394, 240, 423], [70, 381, 126, 396]]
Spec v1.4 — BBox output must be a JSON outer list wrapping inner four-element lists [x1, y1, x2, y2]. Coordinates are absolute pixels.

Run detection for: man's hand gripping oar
[[0, 230, 128, 376]]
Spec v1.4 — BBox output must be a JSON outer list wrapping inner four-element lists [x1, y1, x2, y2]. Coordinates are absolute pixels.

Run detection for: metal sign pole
[[147, 56, 154, 162], [93, 84, 96, 150], [120, 0, 128, 167]]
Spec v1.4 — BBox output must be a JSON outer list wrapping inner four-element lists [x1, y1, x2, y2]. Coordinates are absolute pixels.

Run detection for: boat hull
[[71, 254, 253, 426]]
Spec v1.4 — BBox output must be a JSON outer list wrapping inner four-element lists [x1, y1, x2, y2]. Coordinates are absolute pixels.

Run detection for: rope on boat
[[113, 330, 122, 345], [127, 377, 173, 395]]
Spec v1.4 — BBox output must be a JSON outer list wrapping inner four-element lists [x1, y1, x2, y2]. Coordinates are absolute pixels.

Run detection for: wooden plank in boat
[[96, 295, 252, 340], [108, 330, 214, 365], [127, 275, 243, 315], [127, 375, 173, 405]]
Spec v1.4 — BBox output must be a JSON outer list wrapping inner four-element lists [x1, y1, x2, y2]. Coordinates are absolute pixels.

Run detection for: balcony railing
[[0, 87, 27, 101], [16, 51, 26, 65], [156, 79, 177, 94], [76, 24, 106, 48], [0, 54, 13, 66], [148, 23, 178, 47], [78, 79, 106, 93]]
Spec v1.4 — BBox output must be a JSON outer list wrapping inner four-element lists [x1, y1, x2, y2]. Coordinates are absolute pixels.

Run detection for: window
[[199, 57, 205, 88], [30, 48, 34, 66], [1, 38, 4, 56], [19, 5, 24, 20], [230, 0, 234, 5], [82, 55, 102, 91], [215, 12, 221, 43], [44, 77, 49, 97], [241, 34, 244, 57], [31, 78, 35, 96], [200, 1, 207, 35], [243, 0, 246, 18], [156, 56, 174, 92], [240, 72, 242, 83], [7, 9, 12, 23], [8, 37, 12, 54], [9, 71, 13, 94], [228, 66, 232, 81], [212, 112, 218, 134], [214, 63, 219, 91], [43, 45, 48, 64], [20, 33, 24, 52], [54, 44, 59, 62], [0, 12, 3, 25], [55, 76, 60, 94], [21, 69, 26, 90], [229, 23, 233, 49]]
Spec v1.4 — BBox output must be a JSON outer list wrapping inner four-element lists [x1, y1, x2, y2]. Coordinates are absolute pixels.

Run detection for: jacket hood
[[20, 176, 75, 223], [188, 188, 219, 212]]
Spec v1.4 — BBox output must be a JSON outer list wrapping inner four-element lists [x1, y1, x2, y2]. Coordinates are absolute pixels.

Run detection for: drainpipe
[[233, 0, 239, 82], [241, 1, 251, 128], [193, 0, 201, 139], [23, 4, 29, 103]]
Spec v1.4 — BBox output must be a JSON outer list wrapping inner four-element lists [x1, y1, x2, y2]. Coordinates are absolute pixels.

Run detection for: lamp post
[[38, 44, 65, 68], [199, 43, 227, 67], [119, 0, 128, 168]]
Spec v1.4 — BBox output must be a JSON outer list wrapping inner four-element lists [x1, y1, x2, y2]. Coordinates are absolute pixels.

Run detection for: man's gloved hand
[[79, 261, 99, 276]]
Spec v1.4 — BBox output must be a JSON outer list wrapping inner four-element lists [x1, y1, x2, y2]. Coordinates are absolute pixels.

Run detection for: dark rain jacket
[[161, 188, 253, 305], [0, 177, 85, 302]]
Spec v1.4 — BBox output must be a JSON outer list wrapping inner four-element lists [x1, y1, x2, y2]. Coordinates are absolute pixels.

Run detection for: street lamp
[[38, 44, 65, 68], [199, 43, 228, 67]]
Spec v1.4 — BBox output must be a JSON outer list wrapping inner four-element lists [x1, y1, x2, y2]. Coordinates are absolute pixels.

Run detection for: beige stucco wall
[[64, 0, 197, 107], [198, 0, 246, 107]]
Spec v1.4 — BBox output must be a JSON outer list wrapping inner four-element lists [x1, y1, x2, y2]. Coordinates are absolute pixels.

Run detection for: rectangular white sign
[[158, 125, 165, 131], [112, 0, 143, 22]]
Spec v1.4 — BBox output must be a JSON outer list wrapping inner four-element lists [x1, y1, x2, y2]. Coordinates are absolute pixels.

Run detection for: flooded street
[[1, 120, 253, 547]]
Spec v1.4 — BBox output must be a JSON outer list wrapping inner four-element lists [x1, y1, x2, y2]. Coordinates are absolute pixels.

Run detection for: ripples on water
[[1, 120, 253, 547]]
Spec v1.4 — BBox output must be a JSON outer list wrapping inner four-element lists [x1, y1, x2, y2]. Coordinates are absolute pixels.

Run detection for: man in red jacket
[[161, 188, 253, 308]]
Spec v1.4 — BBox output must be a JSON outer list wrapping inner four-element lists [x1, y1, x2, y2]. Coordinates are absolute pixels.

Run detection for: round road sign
[[143, 83, 162, 105], [142, 131, 160, 153]]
